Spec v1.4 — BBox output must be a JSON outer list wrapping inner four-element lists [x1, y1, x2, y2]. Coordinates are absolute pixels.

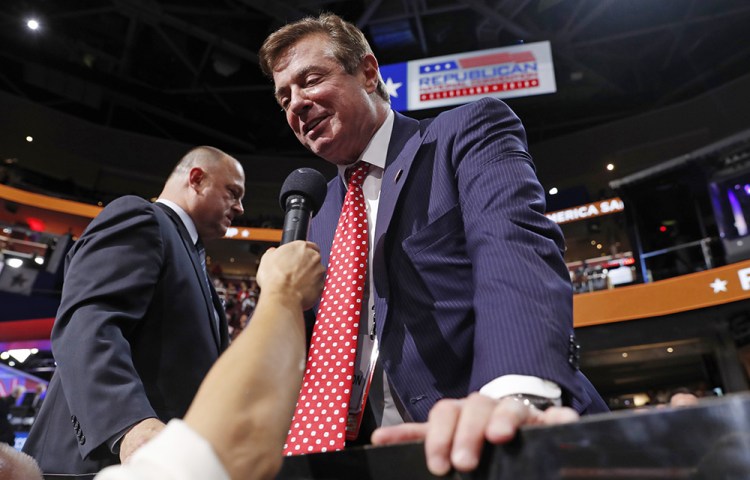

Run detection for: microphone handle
[[280, 195, 313, 245]]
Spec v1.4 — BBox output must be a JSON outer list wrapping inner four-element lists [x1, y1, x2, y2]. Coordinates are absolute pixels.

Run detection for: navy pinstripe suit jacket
[[308, 98, 608, 422]]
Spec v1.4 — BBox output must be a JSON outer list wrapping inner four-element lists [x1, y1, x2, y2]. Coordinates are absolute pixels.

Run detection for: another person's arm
[[96, 240, 324, 480], [184, 240, 324, 479]]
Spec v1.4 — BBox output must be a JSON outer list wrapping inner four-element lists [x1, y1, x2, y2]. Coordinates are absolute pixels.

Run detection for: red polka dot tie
[[283, 162, 370, 456]]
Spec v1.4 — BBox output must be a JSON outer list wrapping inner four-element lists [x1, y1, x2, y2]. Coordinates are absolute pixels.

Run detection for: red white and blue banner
[[379, 41, 556, 112]]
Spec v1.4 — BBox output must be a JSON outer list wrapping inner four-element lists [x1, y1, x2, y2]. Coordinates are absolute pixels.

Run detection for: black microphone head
[[279, 168, 328, 215]]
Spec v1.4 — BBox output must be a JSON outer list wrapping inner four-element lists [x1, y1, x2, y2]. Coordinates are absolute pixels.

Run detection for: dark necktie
[[283, 162, 370, 455], [196, 240, 220, 331]]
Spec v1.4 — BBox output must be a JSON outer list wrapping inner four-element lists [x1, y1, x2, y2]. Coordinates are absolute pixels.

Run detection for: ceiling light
[[8, 348, 32, 363], [548, 187, 558, 195], [6, 258, 24, 269], [34, 256, 45, 265], [26, 136, 33, 142], [26, 19, 40, 31], [606, 163, 615, 171]]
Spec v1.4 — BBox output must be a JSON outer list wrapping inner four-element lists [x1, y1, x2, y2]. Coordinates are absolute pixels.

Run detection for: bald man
[[23, 146, 245, 475]]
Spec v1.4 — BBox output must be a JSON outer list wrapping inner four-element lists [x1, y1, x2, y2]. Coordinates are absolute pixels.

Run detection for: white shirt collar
[[337, 109, 394, 181], [156, 198, 199, 245]]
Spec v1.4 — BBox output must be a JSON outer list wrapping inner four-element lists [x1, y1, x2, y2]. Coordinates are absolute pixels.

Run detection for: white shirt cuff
[[95, 419, 229, 480], [479, 375, 561, 400]]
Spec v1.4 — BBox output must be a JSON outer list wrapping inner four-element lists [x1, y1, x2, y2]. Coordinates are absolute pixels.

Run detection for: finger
[[539, 406, 579, 425], [450, 393, 497, 472], [485, 397, 533, 443], [370, 423, 428, 445], [305, 241, 321, 252], [424, 399, 462, 476]]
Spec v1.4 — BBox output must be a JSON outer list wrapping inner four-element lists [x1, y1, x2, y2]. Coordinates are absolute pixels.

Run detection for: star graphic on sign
[[384, 77, 403, 98], [709, 278, 728, 293], [11, 273, 29, 287]]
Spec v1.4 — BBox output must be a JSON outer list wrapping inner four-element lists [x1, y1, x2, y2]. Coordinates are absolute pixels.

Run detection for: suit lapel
[[154, 202, 223, 350], [372, 112, 424, 298]]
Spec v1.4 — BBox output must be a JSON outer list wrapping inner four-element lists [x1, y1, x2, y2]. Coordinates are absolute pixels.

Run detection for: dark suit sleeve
[[51, 198, 164, 458], [448, 98, 582, 400]]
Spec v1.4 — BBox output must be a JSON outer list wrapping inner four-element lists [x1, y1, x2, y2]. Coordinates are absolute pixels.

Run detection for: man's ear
[[360, 53, 380, 93], [188, 167, 206, 191]]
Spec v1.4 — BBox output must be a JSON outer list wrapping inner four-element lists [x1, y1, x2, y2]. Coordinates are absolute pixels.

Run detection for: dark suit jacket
[[23, 196, 228, 474], [308, 98, 608, 423]]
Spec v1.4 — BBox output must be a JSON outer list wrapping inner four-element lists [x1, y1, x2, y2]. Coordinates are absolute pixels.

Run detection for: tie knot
[[345, 162, 370, 188]]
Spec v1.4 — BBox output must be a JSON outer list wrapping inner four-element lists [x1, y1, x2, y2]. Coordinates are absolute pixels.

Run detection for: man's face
[[191, 158, 245, 240], [272, 34, 377, 165]]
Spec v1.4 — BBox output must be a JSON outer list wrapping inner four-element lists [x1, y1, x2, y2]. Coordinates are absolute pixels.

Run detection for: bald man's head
[[160, 146, 246, 241]]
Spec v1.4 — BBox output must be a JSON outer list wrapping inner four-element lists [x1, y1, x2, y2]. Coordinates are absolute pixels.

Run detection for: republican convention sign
[[379, 41, 556, 112]]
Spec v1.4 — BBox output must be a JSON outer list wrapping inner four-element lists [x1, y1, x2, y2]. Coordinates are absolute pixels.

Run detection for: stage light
[[606, 163, 615, 171], [548, 187, 558, 195], [26, 136, 33, 142], [26, 19, 40, 30], [34, 256, 45, 265]]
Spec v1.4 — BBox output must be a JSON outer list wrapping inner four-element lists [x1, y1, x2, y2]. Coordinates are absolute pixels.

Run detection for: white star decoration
[[709, 278, 728, 293], [384, 77, 402, 98]]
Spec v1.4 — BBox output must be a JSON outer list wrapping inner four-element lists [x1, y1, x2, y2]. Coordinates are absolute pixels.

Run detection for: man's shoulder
[[85, 196, 161, 233], [100, 195, 153, 214], [422, 97, 521, 139], [437, 97, 513, 121]]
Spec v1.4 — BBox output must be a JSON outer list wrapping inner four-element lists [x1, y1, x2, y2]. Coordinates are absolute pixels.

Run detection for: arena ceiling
[[1, 0, 750, 162]]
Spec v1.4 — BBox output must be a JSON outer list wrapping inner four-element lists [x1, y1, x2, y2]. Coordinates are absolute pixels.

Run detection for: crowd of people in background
[[211, 275, 260, 341]]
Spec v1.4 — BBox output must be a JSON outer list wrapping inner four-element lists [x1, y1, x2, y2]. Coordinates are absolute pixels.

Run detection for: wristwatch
[[503, 393, 557, 411]]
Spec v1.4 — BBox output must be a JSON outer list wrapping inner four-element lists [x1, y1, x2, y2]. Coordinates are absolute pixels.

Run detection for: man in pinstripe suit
[[260, 13, 607, 474]]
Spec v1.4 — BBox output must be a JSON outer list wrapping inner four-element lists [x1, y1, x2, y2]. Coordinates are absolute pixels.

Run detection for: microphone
[[279, 168, 328, 244]]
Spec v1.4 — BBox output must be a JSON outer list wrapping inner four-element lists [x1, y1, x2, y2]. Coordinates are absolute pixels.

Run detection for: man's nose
[[233, 200, 244, 215], [288, 88, 312, 116]]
